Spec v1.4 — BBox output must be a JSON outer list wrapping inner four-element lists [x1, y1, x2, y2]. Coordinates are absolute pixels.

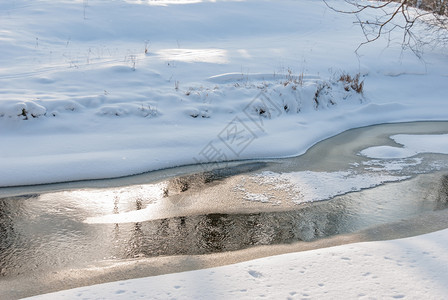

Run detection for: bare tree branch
[[324, 0, 448, 57]]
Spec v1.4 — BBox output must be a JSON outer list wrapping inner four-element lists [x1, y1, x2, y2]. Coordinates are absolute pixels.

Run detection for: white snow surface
[[26, 228, 448, 299], [361, 134, 448, 159], [1, 0, 448, 187]]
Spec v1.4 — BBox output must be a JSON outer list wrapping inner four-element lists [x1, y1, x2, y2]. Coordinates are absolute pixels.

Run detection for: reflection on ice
[[58, 182, 167, 217]]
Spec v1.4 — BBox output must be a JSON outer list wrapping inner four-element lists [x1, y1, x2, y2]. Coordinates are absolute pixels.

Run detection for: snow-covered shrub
[[0, 101, 47, 119], [61, 100, 85, 112], [97, 105, 126, 117], [337, 73, 364, 94], [96, 103, 158, 118], [185, 107, 211, 118], [194, 71, 367, 121], [313, 72, 365, 109], [313, 82, 334, 109], [139, 104, 159, 118], [244, 92, 283, 119], [26, 101, 47, 118]]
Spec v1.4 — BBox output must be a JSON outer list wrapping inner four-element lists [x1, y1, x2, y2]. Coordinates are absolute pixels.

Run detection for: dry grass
[[282, 69, 304, 90], [338, 73, 364, 94]]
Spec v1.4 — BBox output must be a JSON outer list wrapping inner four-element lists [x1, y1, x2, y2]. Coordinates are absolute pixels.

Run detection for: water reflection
[[163, 162, 268, 197], [110, 172, 448, 258], [1, 172, 448, 278], [122, 196, 145, 258], [117, 207, 344, 257], [436, 174, 448, 210], [0, 162, 270, 278], [0, 200, 15, 276]]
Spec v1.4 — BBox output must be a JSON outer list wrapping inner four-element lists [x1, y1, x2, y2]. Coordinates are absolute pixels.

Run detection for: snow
[[25, 227, 448, 299], [1, 0, 448, 187], [361, 134, 448, 159]]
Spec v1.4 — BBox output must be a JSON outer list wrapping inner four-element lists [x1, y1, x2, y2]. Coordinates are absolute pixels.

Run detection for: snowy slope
[[1, 0, 447, 187]]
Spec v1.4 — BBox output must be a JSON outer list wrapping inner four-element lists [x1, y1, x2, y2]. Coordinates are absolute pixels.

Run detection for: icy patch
[[238, 170, 408, 204], [363, 158, 423, 172], [243, 192, 273, 203], [360, 145, 416, 159], [76, 182, 167, 224], [360, 134, 448, 159], [237, 136, 448, 206]]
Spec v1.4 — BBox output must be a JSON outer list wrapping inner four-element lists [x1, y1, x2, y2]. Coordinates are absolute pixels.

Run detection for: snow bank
[[1, 0, 448, 187]]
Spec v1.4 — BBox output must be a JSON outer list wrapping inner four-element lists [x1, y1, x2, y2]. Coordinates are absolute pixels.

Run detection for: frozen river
[[1, 121, 448, 299]]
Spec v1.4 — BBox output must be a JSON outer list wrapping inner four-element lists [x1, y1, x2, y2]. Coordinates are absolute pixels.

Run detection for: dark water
[[1, 122, 448, 280]]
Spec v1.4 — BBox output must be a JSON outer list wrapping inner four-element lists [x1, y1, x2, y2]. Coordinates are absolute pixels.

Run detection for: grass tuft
[[338, 73, 364, 94]]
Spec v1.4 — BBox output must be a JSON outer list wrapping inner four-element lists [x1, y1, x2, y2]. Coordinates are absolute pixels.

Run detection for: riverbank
[[1, 0, 448, 187]]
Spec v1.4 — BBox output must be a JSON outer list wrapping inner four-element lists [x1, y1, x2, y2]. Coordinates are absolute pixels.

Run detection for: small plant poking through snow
[[97, 103, 159, 118], [20, 108, 28, 120], [0, 101, 48, 120], [281, 69, 304, 90], [125, 54, 137, 71], [188, 108, 211, 119], [314, 82, 332, 109], [0, 71, 365, 122], [314, 72, 365, 109], [139, 104, 158, 118], [144, 41, 150, 55], [338, 73, 364, 94]]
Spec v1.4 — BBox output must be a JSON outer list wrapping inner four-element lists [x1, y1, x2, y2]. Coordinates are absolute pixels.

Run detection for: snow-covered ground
[[1, 0, 448, 187], [2, 0, 448, 299]]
